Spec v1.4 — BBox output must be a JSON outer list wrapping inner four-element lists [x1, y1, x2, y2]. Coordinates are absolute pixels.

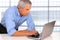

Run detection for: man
[[0, 0, 38, 36]]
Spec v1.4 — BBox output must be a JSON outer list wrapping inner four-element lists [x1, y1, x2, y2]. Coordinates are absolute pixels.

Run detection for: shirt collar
[[16, 6, 21, 17]]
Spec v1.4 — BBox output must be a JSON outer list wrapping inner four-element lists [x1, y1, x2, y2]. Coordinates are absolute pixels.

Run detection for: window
[[49, 0, 60, 32], [0, 0, 9, 6], [30, 7, 48, 25], [11, 0, 18, 6], [0, 8, 8, 22], [49, 7, 60, 25], [0, 0, 60, 32], [49, 0, 60, 6], [31, 0, 48, 6]]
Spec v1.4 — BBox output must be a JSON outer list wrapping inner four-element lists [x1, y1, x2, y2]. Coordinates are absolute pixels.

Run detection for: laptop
[[32, 21, 56, 40]]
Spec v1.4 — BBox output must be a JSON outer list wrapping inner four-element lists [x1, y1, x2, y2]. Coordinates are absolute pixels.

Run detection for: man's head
[[17, 0, 32, 16]]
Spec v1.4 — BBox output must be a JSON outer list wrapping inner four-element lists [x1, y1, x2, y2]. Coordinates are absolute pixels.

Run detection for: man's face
[[18, 4, 31, 16]]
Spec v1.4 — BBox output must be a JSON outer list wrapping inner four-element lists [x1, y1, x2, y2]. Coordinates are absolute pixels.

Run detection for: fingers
[[31, 30, 38, 33]]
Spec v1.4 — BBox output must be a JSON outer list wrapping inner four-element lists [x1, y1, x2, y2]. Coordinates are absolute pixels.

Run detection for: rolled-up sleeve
[[26, 14, 35, 31]]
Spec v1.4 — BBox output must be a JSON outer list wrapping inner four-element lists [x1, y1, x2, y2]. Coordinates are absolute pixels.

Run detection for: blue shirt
[[1, 6, 35, 35]]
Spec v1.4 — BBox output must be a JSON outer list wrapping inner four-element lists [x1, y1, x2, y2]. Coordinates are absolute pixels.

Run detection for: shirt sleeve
[[26, 13, 35, 31], [5, 8, 16, 36]]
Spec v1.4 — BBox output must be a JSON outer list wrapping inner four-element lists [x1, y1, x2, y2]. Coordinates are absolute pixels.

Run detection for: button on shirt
[[1, 6, 35, 35]]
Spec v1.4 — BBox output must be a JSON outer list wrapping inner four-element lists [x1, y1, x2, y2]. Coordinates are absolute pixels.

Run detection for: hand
[[27, 31, 40, 38], [31, 30, 38, 35], [27, 30, 39, 36]]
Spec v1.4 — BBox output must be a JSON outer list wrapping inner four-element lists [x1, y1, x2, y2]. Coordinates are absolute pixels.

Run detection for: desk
[[0, 32, 60, 40], [44, 32, 60, 40]]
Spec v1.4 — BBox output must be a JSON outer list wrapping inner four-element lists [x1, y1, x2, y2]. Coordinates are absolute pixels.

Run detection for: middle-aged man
[[0, 0, 39, 37]]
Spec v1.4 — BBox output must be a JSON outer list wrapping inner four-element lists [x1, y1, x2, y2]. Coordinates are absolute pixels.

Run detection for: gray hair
[[17, 0, 32, 8]]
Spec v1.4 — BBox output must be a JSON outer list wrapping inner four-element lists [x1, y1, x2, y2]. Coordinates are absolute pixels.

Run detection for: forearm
[[12, 30, 33, 36]]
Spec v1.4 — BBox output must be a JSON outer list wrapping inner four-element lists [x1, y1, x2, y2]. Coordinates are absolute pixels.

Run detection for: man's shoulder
[[7, 6, 17, 11], [4, 6, 17, 16], [5, 6, 17, 14]]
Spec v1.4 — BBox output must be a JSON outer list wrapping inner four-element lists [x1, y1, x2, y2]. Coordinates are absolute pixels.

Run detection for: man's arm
[[5, 17, 37, 36], [12, 29, 37, 36], [26, 13, 35, 31], [5, 13, 37, 36]]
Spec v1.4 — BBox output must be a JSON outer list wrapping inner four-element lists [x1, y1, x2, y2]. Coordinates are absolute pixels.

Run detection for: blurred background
[[0, 0, 60, 33]]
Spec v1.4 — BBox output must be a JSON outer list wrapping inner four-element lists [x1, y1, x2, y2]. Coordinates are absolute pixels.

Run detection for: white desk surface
[[0, 32, 60, 40]]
